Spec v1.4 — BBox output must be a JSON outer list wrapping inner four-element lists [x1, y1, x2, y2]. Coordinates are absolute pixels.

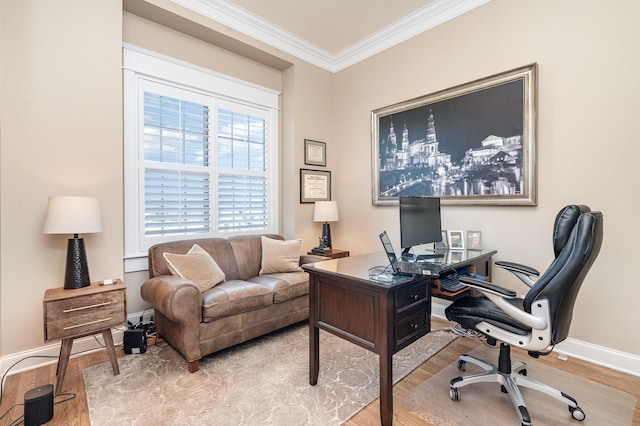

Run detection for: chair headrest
[[553, 205, 590, 257]]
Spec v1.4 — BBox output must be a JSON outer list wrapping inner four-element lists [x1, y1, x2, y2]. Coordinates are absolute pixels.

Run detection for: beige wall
[[1, 0, 638, 362], [333, 0, 640, 355], [1, 0, 124, 355]]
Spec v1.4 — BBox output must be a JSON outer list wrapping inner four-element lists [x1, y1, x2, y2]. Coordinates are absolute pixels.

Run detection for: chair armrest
[[495, 261, 540, 276], [458, 276, 547, 330], [459, 276, 517, 297], [299, 254, 330, 265], [141, 275, 202, 324], [495, 260, 539, 288]]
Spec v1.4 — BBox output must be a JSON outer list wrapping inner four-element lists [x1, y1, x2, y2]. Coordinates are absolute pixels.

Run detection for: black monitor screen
[[399, 196, 442, 256]]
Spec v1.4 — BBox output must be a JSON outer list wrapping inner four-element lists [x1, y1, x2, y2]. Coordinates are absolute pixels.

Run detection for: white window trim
[[123, 44, 280, 272]]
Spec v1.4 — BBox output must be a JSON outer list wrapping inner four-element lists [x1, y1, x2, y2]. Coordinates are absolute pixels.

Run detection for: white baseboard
[[431, 302, 640, 377], [3, 308, 640, 379]]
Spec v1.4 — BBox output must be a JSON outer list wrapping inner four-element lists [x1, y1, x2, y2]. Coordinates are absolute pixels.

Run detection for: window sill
[[124, 256, 148, 273]]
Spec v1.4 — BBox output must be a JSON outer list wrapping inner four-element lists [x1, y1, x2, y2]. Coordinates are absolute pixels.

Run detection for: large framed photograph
[[304, 139, 326, 166], [300, 169, 331, 203], [372, 64, 537, 206]]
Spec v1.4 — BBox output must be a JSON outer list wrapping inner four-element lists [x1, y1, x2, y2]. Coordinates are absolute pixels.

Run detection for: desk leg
[[309, 323, 319, 385], [102, 329, 120, 375], [379, 351, 393, 426], [55, 338, 73, 395], [309, 275, 319, 385]]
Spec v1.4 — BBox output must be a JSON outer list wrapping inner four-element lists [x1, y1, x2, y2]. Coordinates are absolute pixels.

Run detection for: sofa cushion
[[228, 234, 282, 280], [259, 236, 303, 274], [149, 238, 239, 279], [248, 271, 309, 303], [163, 244, 226, 292], [201, 280, 273, 322]]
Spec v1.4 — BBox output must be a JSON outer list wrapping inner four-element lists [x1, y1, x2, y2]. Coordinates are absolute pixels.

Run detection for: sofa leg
[[188, 359, 200, 373]]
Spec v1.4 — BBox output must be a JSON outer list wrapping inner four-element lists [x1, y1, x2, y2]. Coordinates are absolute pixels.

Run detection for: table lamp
[[313, 200, 339, 249], [43, 196, 103, 289]]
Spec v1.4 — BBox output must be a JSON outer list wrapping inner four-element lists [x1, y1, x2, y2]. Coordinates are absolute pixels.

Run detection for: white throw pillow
[[163, 244, 226, 292], [259, 236, 303, 274]]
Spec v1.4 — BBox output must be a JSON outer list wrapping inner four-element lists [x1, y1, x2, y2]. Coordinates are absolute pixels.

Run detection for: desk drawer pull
[[63, 317, 112, 330], [63, 301, 111, 313]]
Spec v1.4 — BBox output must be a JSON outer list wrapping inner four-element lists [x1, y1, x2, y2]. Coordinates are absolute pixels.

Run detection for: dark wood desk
[[302, 249, 496, 425]]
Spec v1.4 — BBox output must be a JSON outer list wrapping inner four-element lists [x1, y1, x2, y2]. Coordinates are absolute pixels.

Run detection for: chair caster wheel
[[519, 369, 527, 376], [449, 387, 460, 401], [457, 360, 466, 371], [501, 385, 508, 393], [569, 406, 586, 421]]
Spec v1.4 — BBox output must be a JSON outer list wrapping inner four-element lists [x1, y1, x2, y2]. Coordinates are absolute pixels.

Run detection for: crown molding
[[171, 0, 490, 73]]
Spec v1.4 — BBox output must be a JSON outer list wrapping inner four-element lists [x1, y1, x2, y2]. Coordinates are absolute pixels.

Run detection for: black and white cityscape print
[[377, 79, 525, 201]]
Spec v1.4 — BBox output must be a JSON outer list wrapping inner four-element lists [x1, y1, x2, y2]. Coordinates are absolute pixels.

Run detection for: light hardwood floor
[[0, 319, 638, 425]]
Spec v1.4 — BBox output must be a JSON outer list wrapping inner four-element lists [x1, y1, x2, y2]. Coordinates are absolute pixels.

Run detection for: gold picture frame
[[372, 64, 537, 206]]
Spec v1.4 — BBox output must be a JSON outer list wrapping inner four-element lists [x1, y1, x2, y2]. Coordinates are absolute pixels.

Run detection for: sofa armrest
[[299, 254, 330, 265], [141, 275, 203, 325]]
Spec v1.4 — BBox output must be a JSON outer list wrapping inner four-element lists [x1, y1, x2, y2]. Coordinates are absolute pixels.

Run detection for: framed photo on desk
[[437, 230, 449, 249], [467, 230, 482, 250], [448, 230, 464, 249]]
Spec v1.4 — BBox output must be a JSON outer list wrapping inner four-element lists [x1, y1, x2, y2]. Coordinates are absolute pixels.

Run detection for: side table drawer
[[44, 290, 125, 341]]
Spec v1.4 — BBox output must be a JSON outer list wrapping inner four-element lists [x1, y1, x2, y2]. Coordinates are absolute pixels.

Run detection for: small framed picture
[[300, 169, 331, 203], [467, 230, 482, 250], [304, 139, 326, 166], [436, 230, 448, 249], [447, 230, 465, 249]]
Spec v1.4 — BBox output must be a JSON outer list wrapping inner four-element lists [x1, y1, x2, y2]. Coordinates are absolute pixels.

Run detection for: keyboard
[[438, 271, 466, 293]]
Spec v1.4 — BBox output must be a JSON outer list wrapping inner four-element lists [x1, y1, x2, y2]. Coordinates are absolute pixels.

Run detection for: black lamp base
[[322, 222, 332, 249], [64, 237, 91, 289]]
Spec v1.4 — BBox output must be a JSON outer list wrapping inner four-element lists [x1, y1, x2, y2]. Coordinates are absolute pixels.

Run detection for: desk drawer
[[395, 310, 430, 349], [45, 290, 125, 341], [395, 281, 428, 316]]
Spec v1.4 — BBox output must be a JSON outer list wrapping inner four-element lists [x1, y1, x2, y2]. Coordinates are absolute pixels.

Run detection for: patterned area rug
[[83, 322, 456, 425], [401, 344, 637, 425]]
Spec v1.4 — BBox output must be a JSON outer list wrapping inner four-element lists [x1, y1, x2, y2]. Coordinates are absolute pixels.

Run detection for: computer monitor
[[399, 196, 443, 259]]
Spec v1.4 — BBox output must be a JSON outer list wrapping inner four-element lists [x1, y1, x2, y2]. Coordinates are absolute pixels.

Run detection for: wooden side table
[[307, 248, 350, 259], [43, 280, 126, 394]]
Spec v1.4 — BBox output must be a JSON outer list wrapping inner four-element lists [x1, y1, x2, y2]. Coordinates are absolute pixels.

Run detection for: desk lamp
[[313, 201, 339, 249], [43, 196, 103, 289]]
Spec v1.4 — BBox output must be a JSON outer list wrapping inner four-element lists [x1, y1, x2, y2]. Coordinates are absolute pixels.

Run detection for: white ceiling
[[171, 0, 490, 72]]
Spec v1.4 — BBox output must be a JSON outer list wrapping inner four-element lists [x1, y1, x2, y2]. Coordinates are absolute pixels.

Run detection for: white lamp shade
[[42, 196, 103, 235], [314, 201, 339, 222]]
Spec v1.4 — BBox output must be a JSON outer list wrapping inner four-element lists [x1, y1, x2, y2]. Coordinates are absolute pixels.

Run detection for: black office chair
[[445, 205, 603, 426]]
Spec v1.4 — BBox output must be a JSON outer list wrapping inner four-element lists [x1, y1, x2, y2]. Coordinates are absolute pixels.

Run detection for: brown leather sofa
[[141, 234, 325, 372]]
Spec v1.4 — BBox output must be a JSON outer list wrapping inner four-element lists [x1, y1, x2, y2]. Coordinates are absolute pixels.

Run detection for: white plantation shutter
[[218, 174, 267, 232], [143, 92, 212, 237], [216, 106, 269, 233], [144, 169, 211, 236], [124, 46, 279, 268]]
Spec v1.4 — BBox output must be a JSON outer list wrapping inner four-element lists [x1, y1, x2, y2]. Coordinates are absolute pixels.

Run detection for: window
[[123, 45, 279, 271]]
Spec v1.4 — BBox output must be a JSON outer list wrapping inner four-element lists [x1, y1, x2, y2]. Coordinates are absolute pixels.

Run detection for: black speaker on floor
[[24, 384, 54, 426], [124, 328, 147, 354]]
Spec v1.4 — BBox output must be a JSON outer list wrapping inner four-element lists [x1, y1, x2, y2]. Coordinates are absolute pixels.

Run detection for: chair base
[[449, 343, 586, 426]]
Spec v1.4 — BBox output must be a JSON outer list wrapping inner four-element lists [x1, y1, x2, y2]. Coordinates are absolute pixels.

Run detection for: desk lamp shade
[[314, 201, 339, 249], [43, 196, 103, 289]]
